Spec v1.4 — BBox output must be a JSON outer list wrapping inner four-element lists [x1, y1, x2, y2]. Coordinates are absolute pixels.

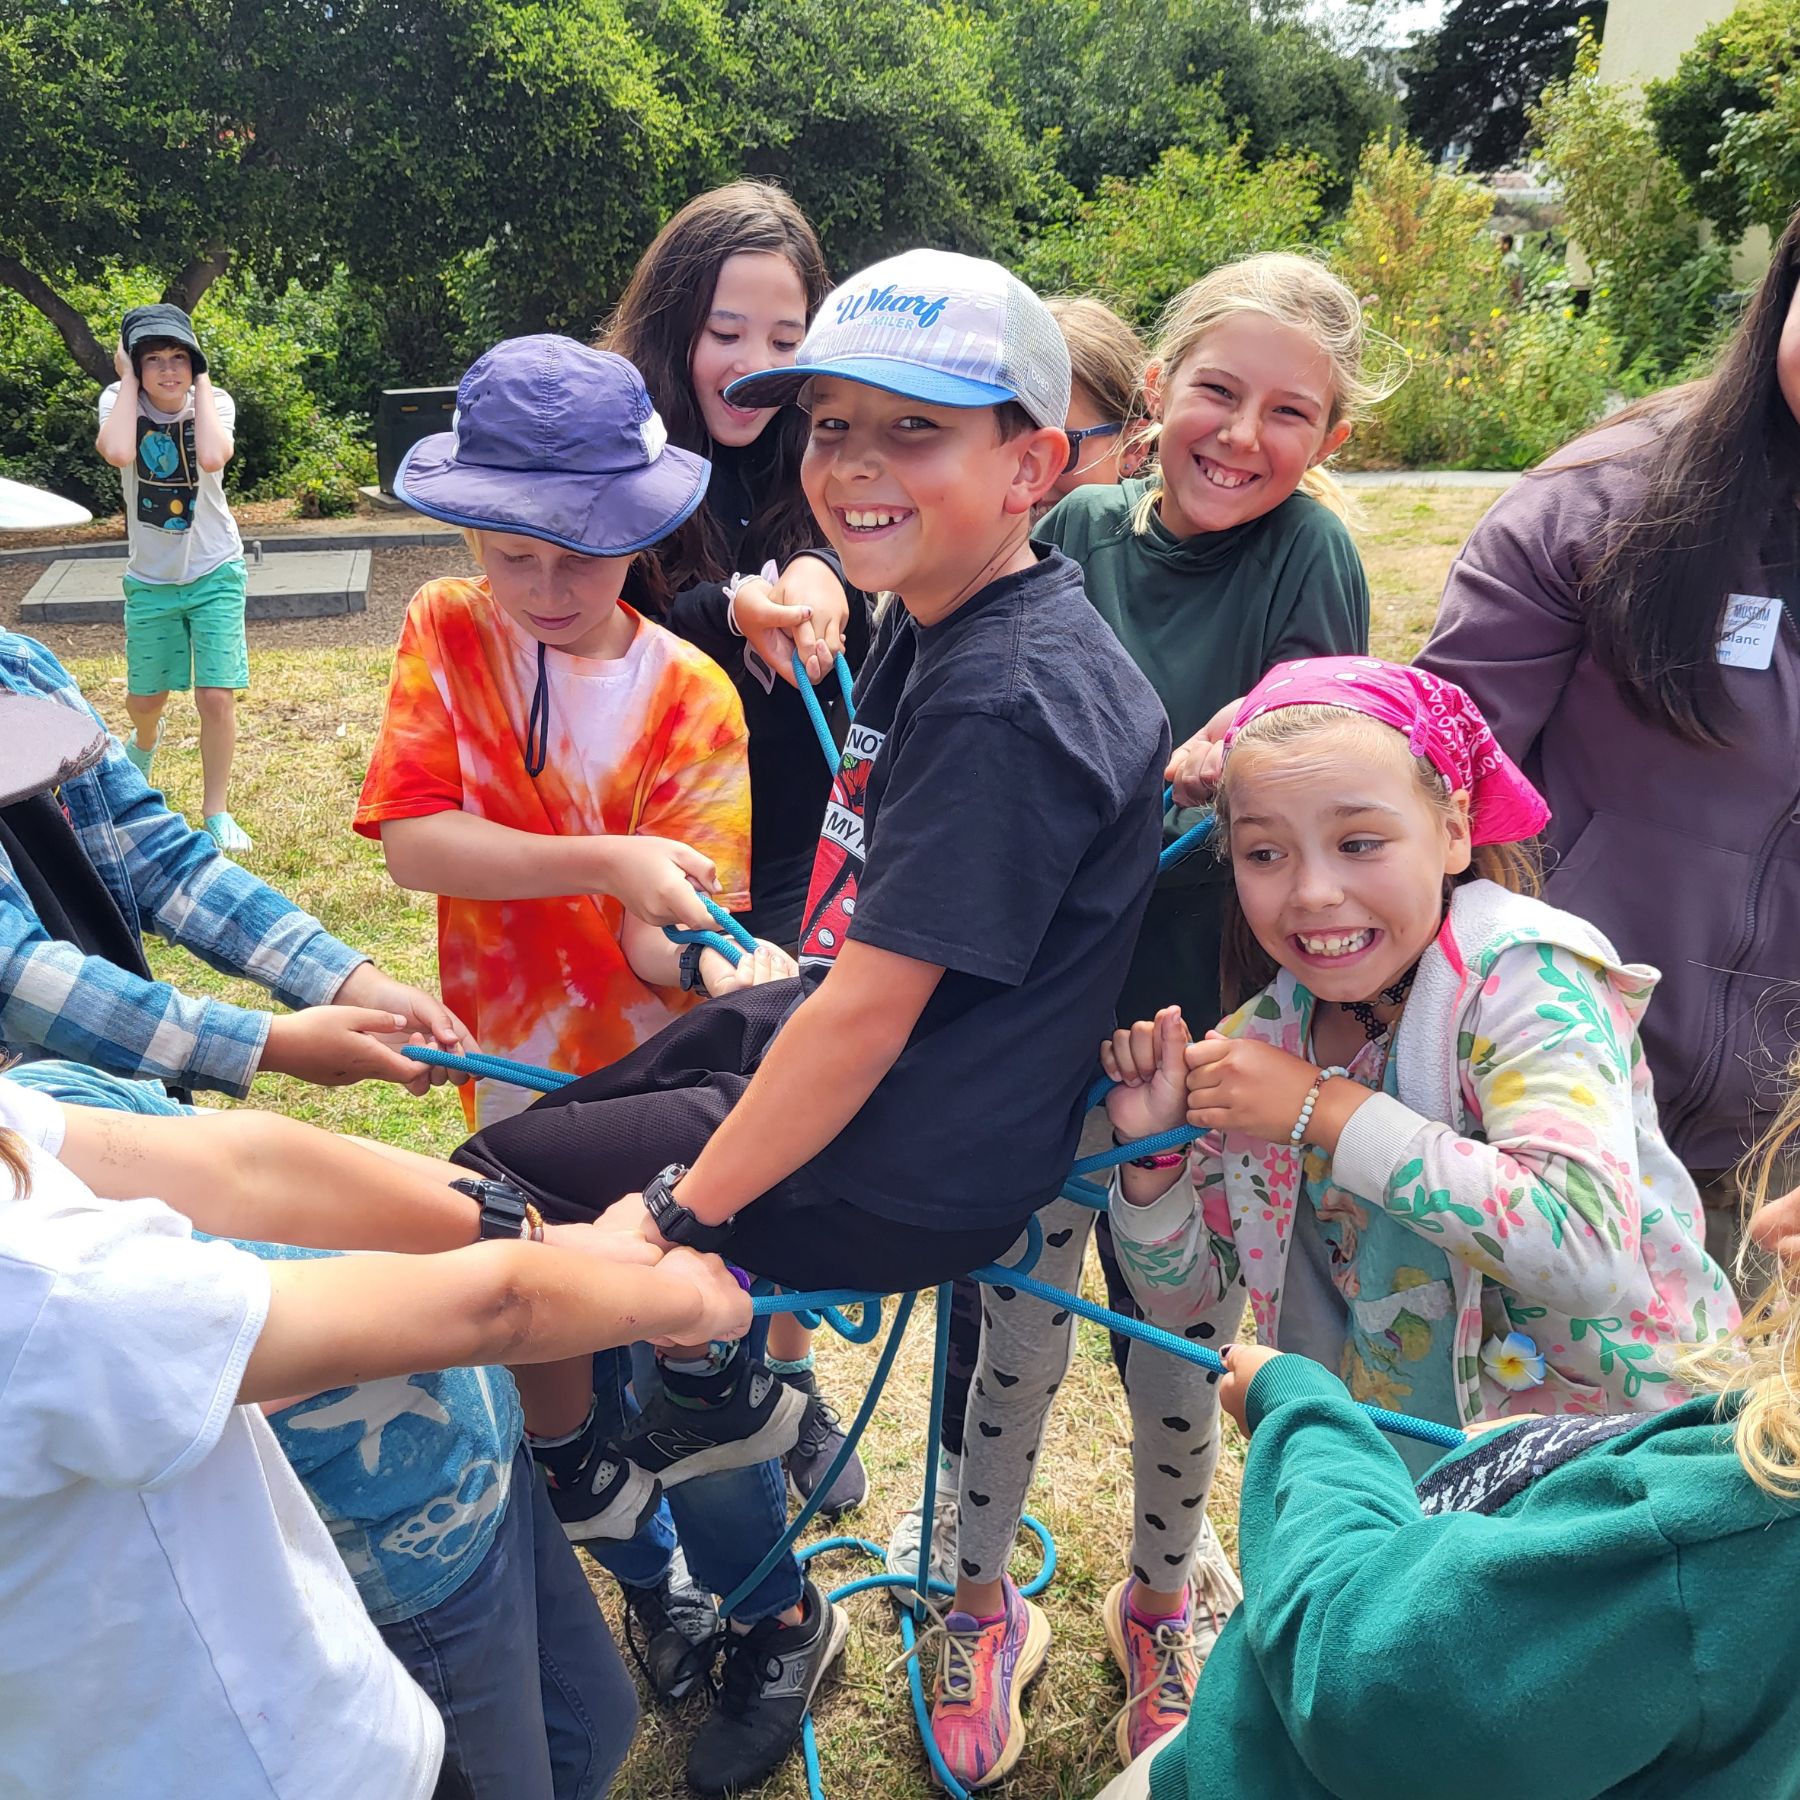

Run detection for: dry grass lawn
[[55, 484, 1502, 1800]]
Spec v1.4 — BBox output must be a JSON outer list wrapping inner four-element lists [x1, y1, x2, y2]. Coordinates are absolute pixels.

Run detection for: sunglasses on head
[[1063, 419, 1123, 473]]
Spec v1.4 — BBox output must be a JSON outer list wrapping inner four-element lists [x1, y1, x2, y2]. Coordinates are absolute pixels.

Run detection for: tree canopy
[[1402, 0, 1606, 172]]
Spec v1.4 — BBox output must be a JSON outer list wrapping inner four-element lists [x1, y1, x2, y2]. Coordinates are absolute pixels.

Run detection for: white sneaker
[[1189, 1515, 1243, 1660], [886, 1471, 960, 1594]]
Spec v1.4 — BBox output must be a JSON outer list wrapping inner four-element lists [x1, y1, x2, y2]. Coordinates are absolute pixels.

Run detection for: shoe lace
[[795, 1395, 842, 1458], [620, 1578, 718, 1706], [717, 1617, 786, 1718], [1192, 1525, 1242, 1635], [1108, 1611, 1198, 1738], [885, 1596, 978, 1705]]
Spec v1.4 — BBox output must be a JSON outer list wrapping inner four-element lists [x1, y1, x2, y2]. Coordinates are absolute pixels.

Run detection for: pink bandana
[[1224, 656, 1549, 845]]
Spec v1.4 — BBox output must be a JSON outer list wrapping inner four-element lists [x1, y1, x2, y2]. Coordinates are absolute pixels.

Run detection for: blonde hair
[[1046, 296, 1149, 449], [1132, 253, 1404, 531], [0, 1128, 29, 1199], [1212, 705, 1539, 1005], [1683, 1061, 1800, 1499]]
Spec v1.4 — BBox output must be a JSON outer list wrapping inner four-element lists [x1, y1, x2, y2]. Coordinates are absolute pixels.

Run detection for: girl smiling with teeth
[[1102, 655, 1732, 1514]]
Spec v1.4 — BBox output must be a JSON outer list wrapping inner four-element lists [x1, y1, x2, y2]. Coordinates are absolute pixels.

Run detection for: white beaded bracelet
[[1289, 1065, 1351, 1147]]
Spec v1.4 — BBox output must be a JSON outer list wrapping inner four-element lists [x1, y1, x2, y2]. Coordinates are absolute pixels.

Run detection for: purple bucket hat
[[396, 335, 710, 556]]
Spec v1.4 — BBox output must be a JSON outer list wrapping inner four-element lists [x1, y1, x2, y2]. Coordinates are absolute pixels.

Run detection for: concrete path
[[21, 550, 370, 626], [1339, 469, 1521, 489]]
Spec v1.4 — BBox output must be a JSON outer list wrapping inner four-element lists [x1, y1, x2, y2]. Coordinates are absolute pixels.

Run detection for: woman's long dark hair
[[602, 182, 831, 607], [1578, 204, 1800, 747]]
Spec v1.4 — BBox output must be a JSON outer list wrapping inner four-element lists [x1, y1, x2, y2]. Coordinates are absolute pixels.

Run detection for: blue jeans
[[581, 1337, 803, 1627], [385, 1451, 639, 1800]]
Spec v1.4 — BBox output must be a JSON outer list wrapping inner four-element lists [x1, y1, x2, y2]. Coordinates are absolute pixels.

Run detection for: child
[[0, 1071, 751, 1799], [452, 249, 1169, 1796], [357, 334, 757, 1135], [1097, 1074, 1800, 1800], [94, 303, 253, 852], [922, 257, 1385, 1788], [1098, 658, 1736, 1714], [355, 333, 765, 1706], [1041, 296, 1151, 510], [604, 179, 869, 1514]]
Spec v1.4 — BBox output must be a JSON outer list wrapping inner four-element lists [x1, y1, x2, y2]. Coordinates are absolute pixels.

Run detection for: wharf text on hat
[[831, 284, 950, 331]]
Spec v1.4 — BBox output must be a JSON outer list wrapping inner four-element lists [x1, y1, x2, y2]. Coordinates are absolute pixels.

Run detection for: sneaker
[[620, 1358, 807, 1488], [886, 1471, 960, 1596], [621, 1547, 719, 1704], [684, 1578, 848, 1797], [1189, 1515, 1244, 1663], [532, 1413, 663, 1543], [928, 1577, 1051, 1790], [780, 1367, 868, 1517], [1102, 1579, 1199, 1764], [123, 729, 159, 779], [204, 811, 253, 854]]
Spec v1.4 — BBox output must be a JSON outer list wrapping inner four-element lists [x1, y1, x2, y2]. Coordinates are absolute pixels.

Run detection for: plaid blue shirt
[[0, 630, 367, 1095]]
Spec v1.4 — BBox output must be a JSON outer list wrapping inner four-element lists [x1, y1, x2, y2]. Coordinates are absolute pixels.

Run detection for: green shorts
[[123, 557, 250, 695]]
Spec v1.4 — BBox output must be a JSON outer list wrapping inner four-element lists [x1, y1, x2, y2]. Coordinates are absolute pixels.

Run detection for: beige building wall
[[1597, 0, 1739, 93], [1595, 0, 1770, 280]]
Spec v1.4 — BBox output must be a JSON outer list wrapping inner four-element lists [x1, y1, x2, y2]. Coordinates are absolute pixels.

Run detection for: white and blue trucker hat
[[724, 249, 1071, 430]]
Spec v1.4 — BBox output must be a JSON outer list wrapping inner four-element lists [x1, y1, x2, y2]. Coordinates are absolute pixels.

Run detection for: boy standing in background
[[95, 303, 253, 853]]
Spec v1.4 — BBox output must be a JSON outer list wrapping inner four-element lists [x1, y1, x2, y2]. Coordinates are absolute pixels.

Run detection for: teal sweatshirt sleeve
[[1233, 1355, 1695, 1800]]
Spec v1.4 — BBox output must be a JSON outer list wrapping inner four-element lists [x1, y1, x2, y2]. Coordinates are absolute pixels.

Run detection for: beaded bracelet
[[1288, 1066, 1351, 1148]]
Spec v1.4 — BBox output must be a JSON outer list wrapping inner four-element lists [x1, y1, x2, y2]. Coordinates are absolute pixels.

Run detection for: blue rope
[[403, 1044, 576, 1091]]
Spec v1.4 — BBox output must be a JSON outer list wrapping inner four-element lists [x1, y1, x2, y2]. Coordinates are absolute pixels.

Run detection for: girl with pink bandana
[[1105, 656, 1737, 1486]]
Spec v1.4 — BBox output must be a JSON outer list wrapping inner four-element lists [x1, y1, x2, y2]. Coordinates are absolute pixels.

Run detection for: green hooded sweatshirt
[[1035, 479, 1368, 1029], [1150, 1355, 1800, 1800]]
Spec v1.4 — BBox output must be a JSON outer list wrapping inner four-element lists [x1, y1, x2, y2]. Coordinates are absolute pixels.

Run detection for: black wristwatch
[[678, 940, 710, 997], [642, 1161, 733, 1250], [451, 1175, 535, 1242]]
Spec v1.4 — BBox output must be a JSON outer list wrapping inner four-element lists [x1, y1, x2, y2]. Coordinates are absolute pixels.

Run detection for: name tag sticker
[[1718, 594, 1782, 670]]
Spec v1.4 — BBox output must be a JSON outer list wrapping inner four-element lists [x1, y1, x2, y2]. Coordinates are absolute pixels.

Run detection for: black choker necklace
[[1342, 964, 1418, 1041]]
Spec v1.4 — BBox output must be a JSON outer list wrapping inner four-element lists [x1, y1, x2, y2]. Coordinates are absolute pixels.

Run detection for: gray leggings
[[955, 1184, 1246, 1590]]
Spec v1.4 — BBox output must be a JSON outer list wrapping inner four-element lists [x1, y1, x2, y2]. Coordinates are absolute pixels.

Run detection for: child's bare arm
[[190, 371, 234, 472], [57, 1103, 486, 1251], [379, 812, 719, 930], [240, 1241, 750, 1404], [94, 344, 139, 468], [651, 938, 943, 1229]]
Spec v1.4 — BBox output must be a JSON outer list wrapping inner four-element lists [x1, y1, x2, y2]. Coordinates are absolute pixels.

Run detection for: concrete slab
[[20, 551, 370, 627], [0, 527, 455, 564]]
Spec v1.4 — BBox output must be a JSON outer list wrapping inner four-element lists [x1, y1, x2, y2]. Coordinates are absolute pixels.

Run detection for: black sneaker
[[684, 1579, 849, 1797], [620, 1359, 808, 1489], [531, 1411, 663, 1543], [621, 1547, 720, 1703], [779, 1368, 869, 1518]]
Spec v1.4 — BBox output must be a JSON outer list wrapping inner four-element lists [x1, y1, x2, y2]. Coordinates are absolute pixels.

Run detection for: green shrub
[[1331, 138, 1619, 469], [1015, 139, 1325, 326], [1531, 28, 1735, 383]]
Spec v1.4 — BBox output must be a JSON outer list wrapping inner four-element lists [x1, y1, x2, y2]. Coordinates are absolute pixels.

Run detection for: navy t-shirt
[[793, 547, 1168, 1229]]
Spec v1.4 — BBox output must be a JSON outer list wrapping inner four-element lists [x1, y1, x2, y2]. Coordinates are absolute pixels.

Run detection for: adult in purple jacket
[[1418, 207, 1800, 1263]]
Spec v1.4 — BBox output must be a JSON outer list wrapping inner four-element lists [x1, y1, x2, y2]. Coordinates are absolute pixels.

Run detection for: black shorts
[[451, 983, 1021, 1292]]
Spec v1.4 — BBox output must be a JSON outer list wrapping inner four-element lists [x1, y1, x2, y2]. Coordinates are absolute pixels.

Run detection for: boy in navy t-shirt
[[454, 251, 1166, 1797]]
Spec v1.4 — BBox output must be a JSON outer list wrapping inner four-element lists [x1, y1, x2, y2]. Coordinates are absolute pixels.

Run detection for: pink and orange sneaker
[[1103, 1577, 1199, 1763], [928, 1577, 1051, 1790]]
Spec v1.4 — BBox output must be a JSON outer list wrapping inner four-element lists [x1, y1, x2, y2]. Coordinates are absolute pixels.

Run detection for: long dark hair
[[1576, 205, 1800, 747], [602, 182, 831, 606]]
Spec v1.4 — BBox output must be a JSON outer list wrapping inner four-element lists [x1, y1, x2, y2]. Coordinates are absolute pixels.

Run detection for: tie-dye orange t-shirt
[[355, 578, 750, 1123]]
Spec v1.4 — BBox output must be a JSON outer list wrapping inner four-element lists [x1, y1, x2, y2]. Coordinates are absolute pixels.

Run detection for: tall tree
[[0, 0, 738, 382], [984, 0, 1394, 200], [727, 0, 1047, 273], [1646, 0, 1800, 241], [1403, 0, 1607, 171]]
